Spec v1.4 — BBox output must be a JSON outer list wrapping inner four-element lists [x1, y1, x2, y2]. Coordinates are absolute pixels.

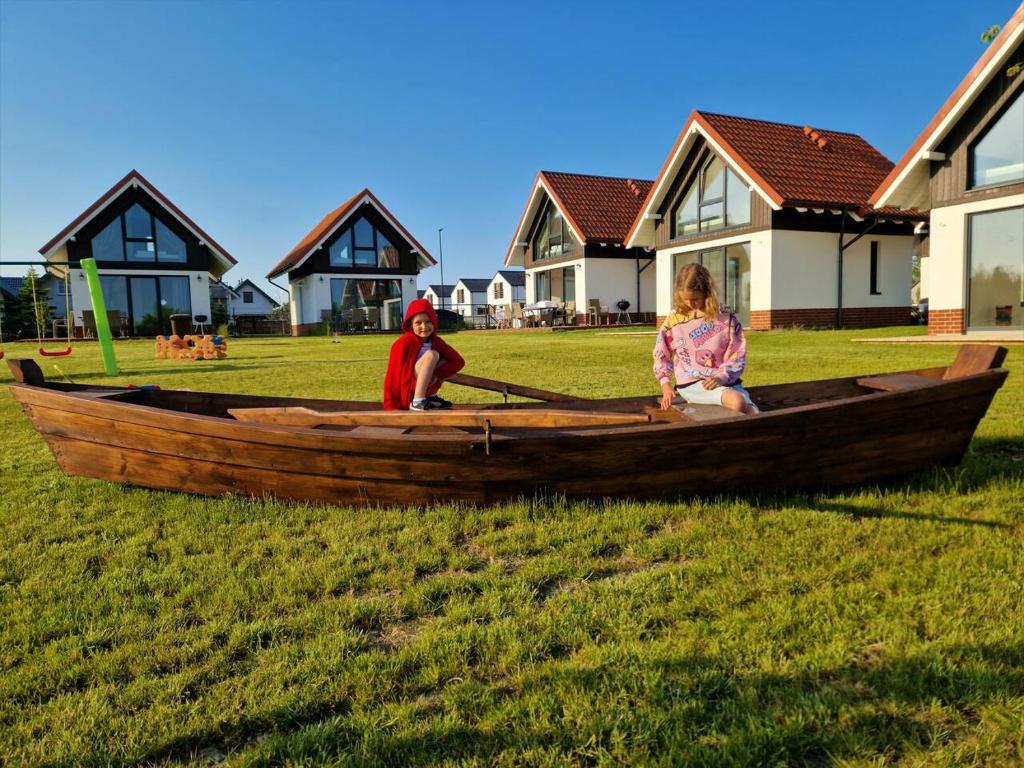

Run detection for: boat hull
[[8, 365, 1008, 507]]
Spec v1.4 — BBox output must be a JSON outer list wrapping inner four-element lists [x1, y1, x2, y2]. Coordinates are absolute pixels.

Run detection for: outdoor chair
[[365, 306, 380, 331], [350, 307, 367, 332], [586, 299, 600, 326], [513, 302, 528, 328], [564, 300, 576, 327]]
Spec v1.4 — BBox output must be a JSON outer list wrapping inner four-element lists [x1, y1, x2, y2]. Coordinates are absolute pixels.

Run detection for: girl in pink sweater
[[653, 263, 759, 414]]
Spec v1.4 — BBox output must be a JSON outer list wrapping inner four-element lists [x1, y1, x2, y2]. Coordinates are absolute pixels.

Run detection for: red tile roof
[[540, 171, 654, 242], [38, 169, 237, 267], [698, 112, 898, 208], [267, 189, 435, 278], [627, 111, 926, 246]]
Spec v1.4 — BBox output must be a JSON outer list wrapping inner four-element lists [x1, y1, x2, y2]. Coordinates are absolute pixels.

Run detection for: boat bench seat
[[671, 402, 747, 422], [856, 374, 937, 392]]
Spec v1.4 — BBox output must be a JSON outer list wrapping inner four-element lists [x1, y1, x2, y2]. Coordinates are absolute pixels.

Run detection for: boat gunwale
[[7, 366, 1009, 450]]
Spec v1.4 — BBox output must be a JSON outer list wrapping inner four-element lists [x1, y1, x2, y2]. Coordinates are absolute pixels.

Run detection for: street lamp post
[[437, 227, 445, 311]]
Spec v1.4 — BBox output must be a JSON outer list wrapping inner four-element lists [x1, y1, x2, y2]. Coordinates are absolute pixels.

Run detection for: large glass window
[[563, 267, 575, 303], [672, 241, 751, 326], [96, 274, 191, 335], [673, 155, 751, 238], [155, 220, 187, 262], [970, 92, 1023, 189], [92, 219, 124, 261], [330, 278, 403, 330], [968, 206, 1023, 330], [533, 205, 576, 261], [90, 203, 190, 264], [328, 217, 400, 269], [535, 270, 551, 301]]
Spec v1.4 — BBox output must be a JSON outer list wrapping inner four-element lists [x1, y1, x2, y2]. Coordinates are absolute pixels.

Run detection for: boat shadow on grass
[[133, 641, 1024, 766]]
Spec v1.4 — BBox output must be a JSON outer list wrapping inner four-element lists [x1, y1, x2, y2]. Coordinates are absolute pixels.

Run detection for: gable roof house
[[267, 189, 434, 335], [871, 4, 1024, 335], [228, 278, 280, 317], [422, 284, 455, 309], [38, 169, 236, 337], [451, 278, 492, 325], [488, 269, 526, 306], [504, 171, 655, 325], [627, 111, 926, 329]]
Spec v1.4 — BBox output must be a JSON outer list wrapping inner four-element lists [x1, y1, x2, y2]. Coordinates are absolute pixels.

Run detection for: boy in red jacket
[[383, 298, 465, 411]]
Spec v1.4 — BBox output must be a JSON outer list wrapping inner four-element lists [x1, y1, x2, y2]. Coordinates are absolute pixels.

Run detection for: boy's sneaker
[[427, 395, 453, 409], [409, 399, 442, 411]]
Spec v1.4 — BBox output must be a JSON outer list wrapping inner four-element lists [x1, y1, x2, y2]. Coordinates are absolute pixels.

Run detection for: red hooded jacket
[[383, 298, 465, 410]]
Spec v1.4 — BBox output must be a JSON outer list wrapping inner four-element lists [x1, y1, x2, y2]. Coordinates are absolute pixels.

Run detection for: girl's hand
[[701, 378, 722, 390], [660, 382, 675, 410]]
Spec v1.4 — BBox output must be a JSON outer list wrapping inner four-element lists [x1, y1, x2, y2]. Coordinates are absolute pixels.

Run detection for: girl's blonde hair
[[673, 262, 721, 318]]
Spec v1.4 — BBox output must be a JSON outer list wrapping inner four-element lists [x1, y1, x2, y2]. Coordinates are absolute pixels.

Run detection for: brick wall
[[928, 309, 965, 335], [291, 322, 324, 336]]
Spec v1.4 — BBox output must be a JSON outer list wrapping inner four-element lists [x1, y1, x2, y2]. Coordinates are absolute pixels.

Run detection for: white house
[[38, 169, 236, 336], [451, 278, 491, 325], [488, 269, 526, 306], [504, 171, 656, 325], [871, 5, 1023, 335], [228, 279, 279, 317], [626, 111, 925, 328], [422, 284, 455, 310], [267, 189, 434, 335]]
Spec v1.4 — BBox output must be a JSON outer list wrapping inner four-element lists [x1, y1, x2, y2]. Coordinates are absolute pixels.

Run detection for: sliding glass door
[[673, 242, 751, 325], [97, 274, 192, 335], [968, 207, 1023, 330]]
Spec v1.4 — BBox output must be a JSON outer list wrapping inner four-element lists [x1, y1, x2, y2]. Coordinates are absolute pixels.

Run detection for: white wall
[[228, 285, 277, 317], [655, 229, 771, 317], [487, 276, 525, 305], [928, 193, 1024, 311], [654, 227, 912, 315], [770, 230, 913, 310]]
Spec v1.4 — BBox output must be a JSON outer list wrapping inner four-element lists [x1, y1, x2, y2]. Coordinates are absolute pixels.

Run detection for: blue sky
[[0, 0, 1018, 294]]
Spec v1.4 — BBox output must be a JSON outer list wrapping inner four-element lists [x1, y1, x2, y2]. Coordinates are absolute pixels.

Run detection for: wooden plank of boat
[[943, 344, 1008, 379], [227, 405, 651, 429], [855, 373, 938, 392], [447, 372, 585, 402]]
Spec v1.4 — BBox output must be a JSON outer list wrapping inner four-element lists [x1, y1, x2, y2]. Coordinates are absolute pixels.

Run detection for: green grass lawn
[[1, 328, 1021, 767]]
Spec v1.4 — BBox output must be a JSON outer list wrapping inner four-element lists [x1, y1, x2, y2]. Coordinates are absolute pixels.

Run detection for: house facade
[[422, 284, 454, 310], [627, 112, 925, 329], [38, 170, 236, 336], [451, 278, 491, 324], [871, 6, 1023, 335], [488, 269, 526, 305], [504, 172, 656, 325], [227, 278, 279, 318], [267, 189, 434, 335]]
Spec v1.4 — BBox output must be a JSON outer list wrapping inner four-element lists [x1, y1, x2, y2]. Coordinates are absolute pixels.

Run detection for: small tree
[[13, 268, 53, 338]]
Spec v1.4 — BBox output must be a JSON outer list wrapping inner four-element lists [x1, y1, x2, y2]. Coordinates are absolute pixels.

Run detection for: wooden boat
[[5, 345, 1009, 507]]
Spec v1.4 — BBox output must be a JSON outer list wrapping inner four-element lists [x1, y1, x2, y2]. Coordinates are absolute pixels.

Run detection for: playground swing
[[32, 268, 73, 357]]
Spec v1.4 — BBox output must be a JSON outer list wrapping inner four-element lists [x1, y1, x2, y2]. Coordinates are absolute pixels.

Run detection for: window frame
[[968, 90, 1024, 191], [533, 204, 576, 262], [91, 203, 190, 265], [671, 154, 751, 239], [869, 241, 881, 295]]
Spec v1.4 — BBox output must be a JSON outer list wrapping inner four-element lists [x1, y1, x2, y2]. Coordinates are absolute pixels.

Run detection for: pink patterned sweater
[[653, 308, 747, 387]]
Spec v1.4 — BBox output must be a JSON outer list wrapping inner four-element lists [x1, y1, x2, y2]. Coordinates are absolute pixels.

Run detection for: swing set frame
[[1, 258, 118, 375]]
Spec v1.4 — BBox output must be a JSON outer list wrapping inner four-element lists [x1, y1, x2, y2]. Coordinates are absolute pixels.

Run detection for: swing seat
[[39, 345, 73, 357]]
